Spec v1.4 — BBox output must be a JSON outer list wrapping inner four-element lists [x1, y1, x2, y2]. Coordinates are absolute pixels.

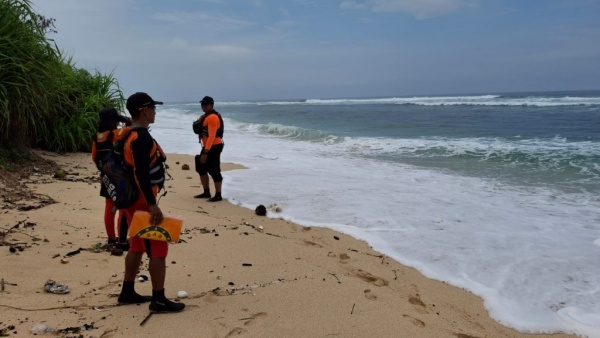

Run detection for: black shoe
[[207, 196, 222, 202], [149, 298, 185, 313], [194, 192, 211, 199], [115, 242, 130, 251], [118, 293, 152, 304], [104, 238, 118, 250]]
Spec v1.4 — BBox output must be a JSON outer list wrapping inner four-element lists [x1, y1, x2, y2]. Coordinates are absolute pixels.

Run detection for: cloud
[[152, 11, 255, 30], [165, 38, 253, 58], [204, 44, 253, 56], [340, 1, 368, 10], [341, 0, 477, 18], [29, 0, 600, 101]]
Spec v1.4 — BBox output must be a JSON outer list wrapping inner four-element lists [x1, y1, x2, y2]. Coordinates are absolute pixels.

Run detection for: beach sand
[[0, 151, 575, 338]]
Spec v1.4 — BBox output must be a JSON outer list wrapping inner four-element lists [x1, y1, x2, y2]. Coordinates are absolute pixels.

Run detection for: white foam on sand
[[154, 107, 600, 338], [557, 307, 600, 338]]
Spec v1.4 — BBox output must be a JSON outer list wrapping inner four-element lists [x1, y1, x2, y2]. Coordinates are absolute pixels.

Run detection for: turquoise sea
[[152, 90, 600, 337]]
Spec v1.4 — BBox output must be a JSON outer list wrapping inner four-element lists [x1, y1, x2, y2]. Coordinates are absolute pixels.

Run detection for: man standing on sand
[[117, 92, 185, 313], [193, 96, 224, 202]]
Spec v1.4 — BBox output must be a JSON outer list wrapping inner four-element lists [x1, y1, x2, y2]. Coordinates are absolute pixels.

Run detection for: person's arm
[[91, 139, 97, 163], [203, 114, 219, 152], [200, 114, 219, 163], [130, 131, 157, 206]]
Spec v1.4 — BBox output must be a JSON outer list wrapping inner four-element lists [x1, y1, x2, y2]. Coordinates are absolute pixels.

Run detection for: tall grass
[[0, 0, 54, 148], [35, 55, 124, 152], [0, 0, 124, 153]]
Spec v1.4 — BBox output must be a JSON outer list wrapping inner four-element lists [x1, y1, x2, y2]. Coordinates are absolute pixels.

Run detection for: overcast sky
[[31, 0, 600, 102]]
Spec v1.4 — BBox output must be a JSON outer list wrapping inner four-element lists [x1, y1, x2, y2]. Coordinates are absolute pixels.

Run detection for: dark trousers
[[195, 143, 223, 182]]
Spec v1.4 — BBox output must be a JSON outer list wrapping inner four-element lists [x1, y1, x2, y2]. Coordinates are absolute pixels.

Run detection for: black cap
[[126, 92, 164, 113], [99, 107, 128, 124], [200, 96, 214, 105]]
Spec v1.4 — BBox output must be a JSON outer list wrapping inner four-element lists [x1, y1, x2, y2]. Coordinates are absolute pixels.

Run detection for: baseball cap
[[126, 92, 164, 113], [99, 107, 128, 124], [200, 96, 214, 105]]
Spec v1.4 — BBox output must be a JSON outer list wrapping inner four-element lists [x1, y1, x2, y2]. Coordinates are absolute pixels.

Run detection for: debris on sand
[[44, 279, 70, 294]]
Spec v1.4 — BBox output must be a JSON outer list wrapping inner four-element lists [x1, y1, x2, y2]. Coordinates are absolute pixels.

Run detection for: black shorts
[[196, 143, 224, 181]]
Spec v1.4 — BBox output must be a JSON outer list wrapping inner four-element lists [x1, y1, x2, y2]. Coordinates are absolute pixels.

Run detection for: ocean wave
[[230, 120, 599, 158], [234, 121, 345, 143], [229, 119, 600, 184], [183, 94, 600, 107], [347, 137, 600, 186]]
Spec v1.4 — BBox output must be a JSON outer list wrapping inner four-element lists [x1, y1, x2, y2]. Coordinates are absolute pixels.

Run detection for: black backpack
[[97, 127, 140, 210], [192, 111, 224, 139]]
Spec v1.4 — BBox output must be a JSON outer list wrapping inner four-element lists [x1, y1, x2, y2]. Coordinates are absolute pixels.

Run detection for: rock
[[255, 205, 267, 216], [54, 169, 66, 179], [268, 203, 282, 213], [181, 164, 190, 170]]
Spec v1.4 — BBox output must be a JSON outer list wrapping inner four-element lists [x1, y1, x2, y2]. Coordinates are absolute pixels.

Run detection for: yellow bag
[[129, 211, 183, 243]]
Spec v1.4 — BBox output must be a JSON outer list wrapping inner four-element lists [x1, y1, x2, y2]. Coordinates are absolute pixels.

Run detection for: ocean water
[[151, 90, 600, 337]]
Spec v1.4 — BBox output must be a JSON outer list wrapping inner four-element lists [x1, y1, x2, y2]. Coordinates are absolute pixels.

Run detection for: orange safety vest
[[91, 130, 117, 167], [198, 111, 224, 150], [121, 127, 167, 190]]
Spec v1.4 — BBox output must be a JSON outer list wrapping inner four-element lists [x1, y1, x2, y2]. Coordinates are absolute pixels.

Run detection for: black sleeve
[[130, 129, 157, 206]]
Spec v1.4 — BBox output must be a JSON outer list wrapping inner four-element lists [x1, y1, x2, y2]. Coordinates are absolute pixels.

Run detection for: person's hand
[[200, 153, 208, 164], [148, 204, 164, 226]]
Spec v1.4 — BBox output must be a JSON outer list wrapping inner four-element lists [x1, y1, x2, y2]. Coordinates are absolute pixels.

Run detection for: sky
[[30, 0, 600, 102]]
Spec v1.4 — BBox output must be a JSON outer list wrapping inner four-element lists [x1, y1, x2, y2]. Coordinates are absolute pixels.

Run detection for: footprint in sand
[[225, 327, 246, 337], [303, 239, 323, 248], [364, 289, 377, 301], [327, 251, 337, 258], [354, 269, 389, 287], [244, 312, 268, 326], [339, 253, 350, 264], [402, 314, 425, 328], [409, 295, 428, 314], [204, 293, 220, 303]]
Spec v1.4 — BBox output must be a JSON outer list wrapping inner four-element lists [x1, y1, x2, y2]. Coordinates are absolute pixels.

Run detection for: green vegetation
[[0, 147, 32, 171], [0, 0, 124, 160]]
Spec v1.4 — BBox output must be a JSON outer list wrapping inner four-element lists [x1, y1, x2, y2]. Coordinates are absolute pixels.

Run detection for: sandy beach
[[0, 151, 575, 338]]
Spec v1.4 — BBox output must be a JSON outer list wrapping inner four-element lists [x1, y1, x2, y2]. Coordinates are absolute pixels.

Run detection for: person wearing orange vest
[[193, 96, 224, 202], [91, 108, 131, 248], [116, 92, 185, 313]]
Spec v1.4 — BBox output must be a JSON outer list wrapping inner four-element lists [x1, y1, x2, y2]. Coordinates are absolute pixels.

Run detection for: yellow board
[[129, 211, 183, 243]]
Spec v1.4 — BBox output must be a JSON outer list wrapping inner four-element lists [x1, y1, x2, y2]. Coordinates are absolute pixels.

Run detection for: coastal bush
[[33, 57, 123, 152], [0, 0, 55, 148], [0, 147, 32, 171], [0, 0, 123, 153]]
